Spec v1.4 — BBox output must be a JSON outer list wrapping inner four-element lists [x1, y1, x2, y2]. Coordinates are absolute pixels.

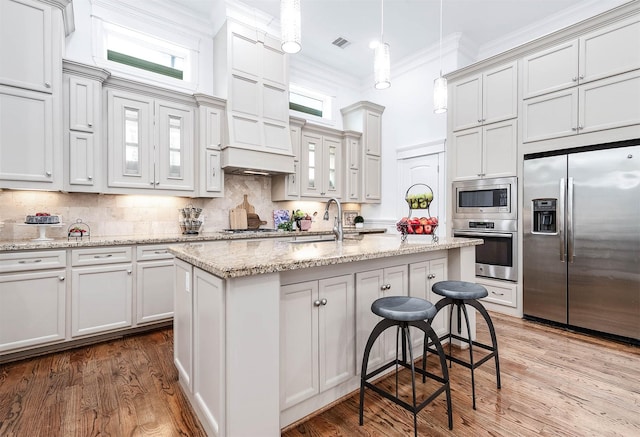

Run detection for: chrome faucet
[[323, 197, 343, 242]]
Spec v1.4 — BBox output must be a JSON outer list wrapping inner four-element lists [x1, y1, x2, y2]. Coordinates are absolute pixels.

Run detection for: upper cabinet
[[272, 117, 305, 201], [106, 86, 195, 193], [451, 61, 518, 132], [213, 20, 294, 174], [522, 15, 640, 100], [300, 126, 342, 199], [194, 94, 225, 198], [341, 101, 385, 203]]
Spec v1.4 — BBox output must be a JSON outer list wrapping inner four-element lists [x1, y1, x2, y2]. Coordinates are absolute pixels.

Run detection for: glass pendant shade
[[433, 75, 447, 113], [374, 42, 391, 89], [281, 0, 301, 54]]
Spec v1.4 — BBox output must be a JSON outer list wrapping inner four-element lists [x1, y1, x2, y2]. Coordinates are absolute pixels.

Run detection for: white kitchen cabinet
[[408, 258, 448, 350], [343, 132, 362, 202], [0, 0, 53, 93], [0, 250, 66, 353], [281, 274, 355, 410], [451, 61, 518, 132], [341, 101, 384, 203], [107, 89, 195, 193], [478, 277, 517, 308], [300, 129, 342, 199], [272, 117, 306, 201], [451, 119, 517, 180], [63, 61, 110, 192], [522, 15, 640, 100], [522, 70, 640, 143], [0, 85, 60, 189], [355, 265, 408, 374], [71, 247, 133, 337], [136, 245, 174, 325], [195, 94, 225, 197], [174, 258, 193, 392]]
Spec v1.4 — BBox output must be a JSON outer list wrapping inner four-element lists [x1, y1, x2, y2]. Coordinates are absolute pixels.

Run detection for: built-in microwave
[[453, 177, 517, 220]]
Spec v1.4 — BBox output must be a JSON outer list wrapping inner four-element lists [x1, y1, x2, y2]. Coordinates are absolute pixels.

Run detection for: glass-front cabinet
[[300, 129, 342, 198]]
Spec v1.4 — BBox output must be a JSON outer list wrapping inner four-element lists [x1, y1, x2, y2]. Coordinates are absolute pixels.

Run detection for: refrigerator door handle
[[567, 177, 575, 263], [559, 178, 566, 262]]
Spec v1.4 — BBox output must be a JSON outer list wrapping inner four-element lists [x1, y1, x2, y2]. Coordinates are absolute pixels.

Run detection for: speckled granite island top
[[168, 234, 483, 278]]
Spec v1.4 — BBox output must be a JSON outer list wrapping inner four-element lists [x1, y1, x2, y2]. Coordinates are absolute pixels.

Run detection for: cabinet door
[[281, 281, 319, 409], [483, 119, 517, 179], [0, 269, 66, 353], [68, 132, 95, 187], [482, 61, 518, 125], [408, 259, 448, 350], [355, 269, 385, 374], [347, 168, 361, 201], [0, 86, 55, 186], [287, 161, 300, 197], [108, 90, 154, 189], [322, 135, 341, 197], [522, 88, 578, 143], [580, 15, 640, 84], [364, 110, 382, 156], [202, 105, 223, 149], [579, 70, 640, 134], [0, 0, 52, 93], [382, 265, 408, 362], [69, 76, 96, 133], [136, 259, 174, 324], [318, 275, 354, 392], [522, 40, 579, 99], [451, 74, 482, 131], [204, 149, 223, 193], [300, 132, 323, 197], [71, 263, 133, 337], [451, 127, 482, 180], [155, 101, 194, 191], [174, 259, 193, 392], [364, 155, 381, 202]]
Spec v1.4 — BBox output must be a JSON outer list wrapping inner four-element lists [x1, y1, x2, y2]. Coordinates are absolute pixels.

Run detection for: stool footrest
[[363, 359, 448, 386], [363, 379, 449, 415]]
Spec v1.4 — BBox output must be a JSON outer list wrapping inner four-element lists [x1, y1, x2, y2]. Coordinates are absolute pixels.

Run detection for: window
[[289, 84, 333, 122], [102, 22, 191, 82]]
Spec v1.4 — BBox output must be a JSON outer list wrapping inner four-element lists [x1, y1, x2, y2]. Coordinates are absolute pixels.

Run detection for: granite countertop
[[168, 234, 484, 279], [0, 228, 387, 252]]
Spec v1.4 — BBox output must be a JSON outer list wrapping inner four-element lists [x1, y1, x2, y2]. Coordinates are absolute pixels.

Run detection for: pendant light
[[374, 0, 390, 89], [281, 0, 301, 54], [433, 0, 447, 113]]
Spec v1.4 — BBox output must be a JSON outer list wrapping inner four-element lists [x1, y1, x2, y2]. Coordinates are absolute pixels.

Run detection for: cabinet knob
[[579, 74, 584, 80], [320, 298, 327, 306], [127, 270, 132, 275], [155, 181, 160, 185], [478, 119, 482, 123], [572, 76, 578, 82], [44, 82, 51, 88], [150, 181, 155, 185], [87, 123, 93, 127], [571, 127, 578, 131], [88, 176, 93, 180], [59, 276, 65, 281], [314, 299, 322, 307], [578, 125, 584, 130], [428, 274, 436, 279], [46, 171, 52, 177], [212, 168, 216, 177], [380, 284, 391, 291]]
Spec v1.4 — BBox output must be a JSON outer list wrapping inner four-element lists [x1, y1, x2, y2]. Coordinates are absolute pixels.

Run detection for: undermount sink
[[287, 234, 364, 244]]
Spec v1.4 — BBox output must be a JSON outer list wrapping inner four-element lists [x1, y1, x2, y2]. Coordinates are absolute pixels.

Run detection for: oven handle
[[453, 231, 513, 239]]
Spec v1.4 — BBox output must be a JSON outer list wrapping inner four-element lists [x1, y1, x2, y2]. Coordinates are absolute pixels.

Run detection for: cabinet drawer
[[71, 247, 132, 266], [136, 244, 174, 261], [481, 281, 517, 308], [0, 250, 66, 273]]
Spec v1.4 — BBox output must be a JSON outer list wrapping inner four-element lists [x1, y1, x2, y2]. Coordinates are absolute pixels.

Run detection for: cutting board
[[229, 208, 248, 229], [247, 213, 267, 229], [236, 194, 255, 214]]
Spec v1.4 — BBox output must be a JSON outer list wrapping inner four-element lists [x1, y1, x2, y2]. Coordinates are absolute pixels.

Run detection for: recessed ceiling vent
[[332, 37, 351, 49]]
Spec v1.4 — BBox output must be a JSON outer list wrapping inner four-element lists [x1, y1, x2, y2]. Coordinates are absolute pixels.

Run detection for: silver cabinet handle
[[491, 291, 504, 296], [577, 125, 584, 130], [579, 74, 584, 79], [427, 273, 436, 279], [88, 176, 93, 180], [155, 181, 160, 185], [19, 259, 42, 264], [572, 127, 578, 131], [44, 82, 51, 88], [127, 270, 132, 275], [212, 167, 216, 177], [154, 250, 168, 254], [292, 174, 295, 184], [380, 284, 391, 291], [87, 123, 93, 127], [320, 298, 327, 306], [572, 76, 578, 82], [150, 181, 155, 185], [314, 299, 322, 307], [478, 119, 482, 123], [46, 171, 52, 176], [93, 254, 113, 259], [59, 276, 65, 281]]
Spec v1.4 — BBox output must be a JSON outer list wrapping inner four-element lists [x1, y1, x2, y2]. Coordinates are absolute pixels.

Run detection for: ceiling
[[167, 0, 627, 79]]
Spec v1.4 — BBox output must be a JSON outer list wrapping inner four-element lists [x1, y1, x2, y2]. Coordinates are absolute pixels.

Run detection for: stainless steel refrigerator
[[523, 143, 640, 341]]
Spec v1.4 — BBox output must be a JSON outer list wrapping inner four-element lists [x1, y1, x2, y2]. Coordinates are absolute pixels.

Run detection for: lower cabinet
[[136, 245, 174, 324], [408, 258, 448, 350], [0, 268, 66, 353], [280, 274, 355, 410], [70, 247, 133, 337], [173, 258, 193, 392], [355, 265, 408, 374]]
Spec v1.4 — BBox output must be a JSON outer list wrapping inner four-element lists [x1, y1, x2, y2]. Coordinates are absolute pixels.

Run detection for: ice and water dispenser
[[532, 199, 557, 234]]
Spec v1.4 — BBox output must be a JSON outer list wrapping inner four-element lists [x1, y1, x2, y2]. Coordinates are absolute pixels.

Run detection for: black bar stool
[[423, 280, 501, 409], [359, 296, 453, 436]]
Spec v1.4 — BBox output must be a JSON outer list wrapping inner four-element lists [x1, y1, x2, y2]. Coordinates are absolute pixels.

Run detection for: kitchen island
[[169, 234, 482, 437]]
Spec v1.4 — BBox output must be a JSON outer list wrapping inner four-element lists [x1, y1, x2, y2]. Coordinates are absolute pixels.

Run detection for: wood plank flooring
[[1, 312, 638, 436]]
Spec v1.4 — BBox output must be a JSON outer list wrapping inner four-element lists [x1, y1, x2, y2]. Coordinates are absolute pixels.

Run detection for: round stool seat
[[371, 296, 436, 322], [432, 280, 488, 300]]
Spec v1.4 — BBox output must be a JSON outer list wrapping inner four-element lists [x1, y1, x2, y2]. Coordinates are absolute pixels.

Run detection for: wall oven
[[452, 177, 518, 282]]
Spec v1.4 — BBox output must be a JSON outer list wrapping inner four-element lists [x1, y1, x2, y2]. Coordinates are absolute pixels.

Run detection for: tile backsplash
[[0, 175, 357, 240]]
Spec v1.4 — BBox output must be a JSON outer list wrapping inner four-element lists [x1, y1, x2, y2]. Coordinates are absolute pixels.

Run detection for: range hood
[[221, 145, 295, 176]]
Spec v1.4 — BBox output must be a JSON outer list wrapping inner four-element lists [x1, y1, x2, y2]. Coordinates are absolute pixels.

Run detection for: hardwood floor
[[1, 313, 638, 436]]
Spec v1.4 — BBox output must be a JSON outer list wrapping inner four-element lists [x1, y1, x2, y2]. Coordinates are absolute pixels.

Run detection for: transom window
[[289, 84, 333, 122]]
